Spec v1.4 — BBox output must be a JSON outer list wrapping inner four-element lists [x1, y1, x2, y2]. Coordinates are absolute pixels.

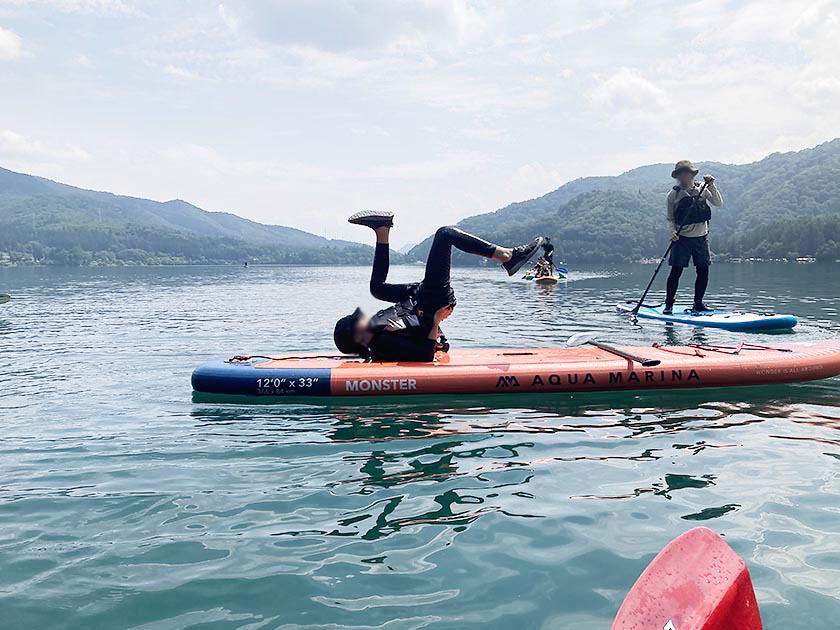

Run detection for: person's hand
[[434, 305, 454, 324], [703, 174, 715, 184], [671, 230, 680, 242]]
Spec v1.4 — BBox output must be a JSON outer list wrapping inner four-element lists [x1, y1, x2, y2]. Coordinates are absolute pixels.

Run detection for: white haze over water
[[0, 0, 838, 246]]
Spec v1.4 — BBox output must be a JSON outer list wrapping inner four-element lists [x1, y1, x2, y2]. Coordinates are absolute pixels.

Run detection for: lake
[[2, 262, 840, 629]]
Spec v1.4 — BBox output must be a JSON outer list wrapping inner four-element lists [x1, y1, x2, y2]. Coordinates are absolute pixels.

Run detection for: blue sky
[[1, 0, 838, 246]]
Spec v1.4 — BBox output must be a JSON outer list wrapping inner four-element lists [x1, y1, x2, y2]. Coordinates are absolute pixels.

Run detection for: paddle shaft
[[587, 340, 661, 367], [631, 181, 709, 315]]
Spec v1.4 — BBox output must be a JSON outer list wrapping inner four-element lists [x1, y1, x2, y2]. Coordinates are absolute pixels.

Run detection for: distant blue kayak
[[616, 302, 798, 331]]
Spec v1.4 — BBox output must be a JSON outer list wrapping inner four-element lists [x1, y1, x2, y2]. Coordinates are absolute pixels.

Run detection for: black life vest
[[367, 291, 450, 355], [368, 295, 425, 335], [673, 185, 712, 227]]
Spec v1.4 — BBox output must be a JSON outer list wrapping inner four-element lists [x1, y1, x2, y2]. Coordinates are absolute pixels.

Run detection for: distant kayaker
[[542, 238, 555, 271], [664, 160, 723, 314], [334, 211, 544, 361]]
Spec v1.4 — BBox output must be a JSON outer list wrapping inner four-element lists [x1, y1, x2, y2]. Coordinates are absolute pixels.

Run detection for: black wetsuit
[[542, 242, 555, 269], [366, 226, 496, 362]]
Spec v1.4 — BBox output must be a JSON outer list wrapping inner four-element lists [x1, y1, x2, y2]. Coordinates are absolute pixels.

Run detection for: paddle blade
[[0, 293, 10, 304], [556, 266, 569, 275], [566, 331, 600, 347], [612, 527, 762, 630]]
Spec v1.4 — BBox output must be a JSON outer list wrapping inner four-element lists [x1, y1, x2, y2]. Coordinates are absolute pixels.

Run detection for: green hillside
[[0, 167, 377, 265], [408, 139, 840, 263]]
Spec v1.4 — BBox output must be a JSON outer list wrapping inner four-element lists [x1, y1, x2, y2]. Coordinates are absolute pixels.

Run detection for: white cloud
[[223, 0, 486, 53], [0, 129, 90, 161], [0, 0, 137, 16], [70, 53, 93, 67], [162, 64, 196, 79], [460, 125, 511, 143], [587, 68, 671, 125], [0, 25, 22, 61]]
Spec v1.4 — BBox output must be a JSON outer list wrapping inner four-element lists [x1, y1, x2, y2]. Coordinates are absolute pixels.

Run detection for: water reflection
[[4, 264, 840, 629]]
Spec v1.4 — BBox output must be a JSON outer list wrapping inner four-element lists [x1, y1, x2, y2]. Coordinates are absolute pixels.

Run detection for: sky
[[1, 0, 839, 247]]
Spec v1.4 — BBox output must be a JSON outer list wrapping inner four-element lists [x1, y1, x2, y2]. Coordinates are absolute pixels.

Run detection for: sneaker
[[502, 236, 545, 276], [348, 210, 394, 229], [692, 303, 712, 312], [663, 305, 673, 315]]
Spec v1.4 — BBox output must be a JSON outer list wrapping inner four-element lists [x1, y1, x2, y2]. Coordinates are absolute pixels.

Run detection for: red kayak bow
[[612, 527, 762, 630]]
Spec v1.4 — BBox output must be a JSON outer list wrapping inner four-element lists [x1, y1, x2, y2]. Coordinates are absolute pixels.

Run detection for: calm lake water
[[2, 262, 840, 629]]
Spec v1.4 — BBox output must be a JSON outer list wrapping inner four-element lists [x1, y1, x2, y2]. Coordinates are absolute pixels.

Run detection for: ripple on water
[[1, 264, 840, 628]]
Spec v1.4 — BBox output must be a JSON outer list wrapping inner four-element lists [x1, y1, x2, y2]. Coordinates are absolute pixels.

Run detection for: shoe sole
[[506, 236, 545, 276], [348, 210, 394, 227]]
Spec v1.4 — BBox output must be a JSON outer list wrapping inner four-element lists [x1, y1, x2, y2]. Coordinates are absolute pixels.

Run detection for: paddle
[[612, 527, 762, 630], [630, 181, 709, 317], [0, 293, 10, 305], [567, 331, 660, 367]]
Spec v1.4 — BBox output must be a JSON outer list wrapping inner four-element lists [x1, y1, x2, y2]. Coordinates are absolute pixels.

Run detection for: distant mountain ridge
[[0, 167, 376, 265], [408, 139, 840, 263]]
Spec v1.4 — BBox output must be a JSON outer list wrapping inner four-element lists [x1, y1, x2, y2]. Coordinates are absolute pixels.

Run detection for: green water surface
[[1, 262, 840, 629]]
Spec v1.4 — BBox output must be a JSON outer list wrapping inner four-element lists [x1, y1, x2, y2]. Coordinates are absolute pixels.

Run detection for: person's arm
[[703, 180, 723, 206], [666, 192, 678, 238]]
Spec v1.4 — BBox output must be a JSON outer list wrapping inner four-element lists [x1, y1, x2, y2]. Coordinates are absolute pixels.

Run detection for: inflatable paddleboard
[[613, 527, 762, 630], [192, 340, 840, 397], [535, 276, 559, 285], [617, 302, 798, 331]]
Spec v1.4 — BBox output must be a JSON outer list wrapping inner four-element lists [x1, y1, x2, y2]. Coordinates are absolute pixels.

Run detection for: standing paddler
[[664, 160, 723, 314], [541, 237, 555, 272]]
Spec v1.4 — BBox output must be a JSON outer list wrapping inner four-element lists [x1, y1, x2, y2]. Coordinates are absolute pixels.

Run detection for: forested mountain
[[5, 138, 840, 267], [0, 167, 376, 265], [408, 139, 840, 263]]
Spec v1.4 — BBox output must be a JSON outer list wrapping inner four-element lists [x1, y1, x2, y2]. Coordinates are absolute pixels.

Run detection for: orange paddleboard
[[192, 340, 840, 397]]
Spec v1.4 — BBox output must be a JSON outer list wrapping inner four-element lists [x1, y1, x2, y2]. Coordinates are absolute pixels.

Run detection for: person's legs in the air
[[422, 226, 500, 288]]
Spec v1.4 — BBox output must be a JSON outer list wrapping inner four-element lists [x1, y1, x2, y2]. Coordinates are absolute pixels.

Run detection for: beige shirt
[[666, 181, 723, 238]]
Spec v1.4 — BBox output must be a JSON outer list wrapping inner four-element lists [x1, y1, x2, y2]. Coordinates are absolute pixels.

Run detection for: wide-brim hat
[[671, 159, 699, 178]]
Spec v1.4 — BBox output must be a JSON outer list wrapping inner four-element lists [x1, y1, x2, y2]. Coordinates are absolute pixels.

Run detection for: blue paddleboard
[[616, 302, 798, 332]]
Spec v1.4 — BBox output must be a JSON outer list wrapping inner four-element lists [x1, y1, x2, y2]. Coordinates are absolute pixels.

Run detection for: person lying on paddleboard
[[334, 211, 544, 362], [664, 159, 723, 314]]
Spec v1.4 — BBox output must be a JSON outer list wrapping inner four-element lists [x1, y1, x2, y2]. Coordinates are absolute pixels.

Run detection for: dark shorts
[[669, 235, 711, 268]]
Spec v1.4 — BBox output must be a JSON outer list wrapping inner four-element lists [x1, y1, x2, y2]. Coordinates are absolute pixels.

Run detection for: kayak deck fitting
[[617, 302, 798, 331], [192, 340, 840, 397]]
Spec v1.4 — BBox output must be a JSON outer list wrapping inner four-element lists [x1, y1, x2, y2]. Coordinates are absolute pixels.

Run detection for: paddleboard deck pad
[[617, 302, 798, 331], [192, 340, 840, 397]]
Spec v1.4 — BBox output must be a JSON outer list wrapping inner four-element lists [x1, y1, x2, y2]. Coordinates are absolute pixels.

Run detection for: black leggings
[[666, 265, 709, 307], [369, 226, 497, 304]]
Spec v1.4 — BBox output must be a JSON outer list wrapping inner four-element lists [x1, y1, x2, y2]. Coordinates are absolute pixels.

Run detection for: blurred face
[[676, 170, 695, 188], [352, 314, 371, 345]]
